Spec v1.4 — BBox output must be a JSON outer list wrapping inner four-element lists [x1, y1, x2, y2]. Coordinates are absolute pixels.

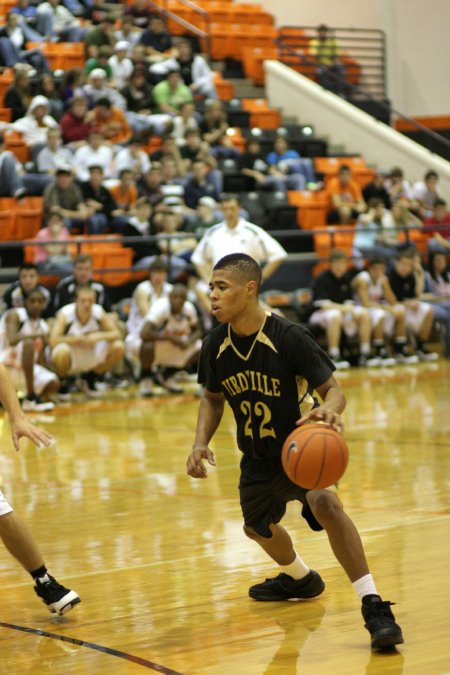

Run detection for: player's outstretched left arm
[[0, 364, 53, 452], [187, 389, 225, 479], [297, 375, 346, 434]]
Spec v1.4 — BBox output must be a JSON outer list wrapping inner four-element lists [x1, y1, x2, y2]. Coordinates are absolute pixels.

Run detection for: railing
[[274, 39, 450, 161], [148, 0, 211, 56]]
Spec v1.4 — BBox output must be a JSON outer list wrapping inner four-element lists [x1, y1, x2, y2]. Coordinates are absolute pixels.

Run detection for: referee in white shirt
[[191, 194, 287, 284]]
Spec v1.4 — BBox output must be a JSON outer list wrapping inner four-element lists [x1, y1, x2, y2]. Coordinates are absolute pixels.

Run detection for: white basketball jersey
[[354, 270, 385, 305], [59, 303, 104, 335], [126, 280, 173, 335], [0, 307, 50, 351]]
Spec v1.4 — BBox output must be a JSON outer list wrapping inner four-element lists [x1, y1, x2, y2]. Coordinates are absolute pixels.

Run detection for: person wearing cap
[[150, 39, 217, 100], [83, 68, 126, 110], [108, 41, 134, 90], [73, 126, 113, 182], [184, 195, 221, 238], [43, 166, 91, 230], [309, 24, 347, 95]]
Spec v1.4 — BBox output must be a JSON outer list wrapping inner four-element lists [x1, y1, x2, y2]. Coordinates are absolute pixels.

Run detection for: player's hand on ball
[[296, 407, 344, 434], [187, 447, 216, 479]]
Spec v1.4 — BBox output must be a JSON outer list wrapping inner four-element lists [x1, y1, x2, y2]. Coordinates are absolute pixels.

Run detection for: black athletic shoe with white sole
[[249, 570, 325, 601], [362, 594, 404, 649], [34, 575, 81, 615]]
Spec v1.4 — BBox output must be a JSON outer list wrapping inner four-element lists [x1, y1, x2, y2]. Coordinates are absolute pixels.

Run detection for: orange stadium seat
[[241, 46, 278, 85], [241, 98, 281, 129], [287, 191, 328, 229]]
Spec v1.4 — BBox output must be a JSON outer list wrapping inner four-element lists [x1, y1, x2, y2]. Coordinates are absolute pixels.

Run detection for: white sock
[[37, 573, 50, 584], [360, 342, 371, 355], [329, 347, 340, 359], [280, 553, 310, 580], [352, 573, 378, 599]]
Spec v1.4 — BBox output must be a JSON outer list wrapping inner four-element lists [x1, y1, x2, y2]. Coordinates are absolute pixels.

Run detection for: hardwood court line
[[2, 513, 447, 593], [0, 622, 184, 674]]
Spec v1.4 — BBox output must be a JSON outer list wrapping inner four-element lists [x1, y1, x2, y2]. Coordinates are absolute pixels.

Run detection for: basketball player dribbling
[[186, 253, 404, 649]]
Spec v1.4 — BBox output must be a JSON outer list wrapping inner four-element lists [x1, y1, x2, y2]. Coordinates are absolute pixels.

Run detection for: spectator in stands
[[125, 0, 154, 31], [36, 127, 73, 175], [179, 129, 213, 171], [353, 198, 403, 261], [53, 253, 111, 312], [50, 285, 124, 398], [0, 12, 48, 72], [183, 159, 220, 209], [139, 15, 172, 57], [43, 165, 90, 232], [309, 250, 376, 369], [308, 24, 347, 95], [84, 0, 109, 26], [384, 166, 414, 208], [423, 251, 450, 357], [184, 195, 221, 238], [73, 128, 113, 182], [192, 193, 287, 285], [0, 288, 59, 411], [36, 0, 85, 43], [199, 100, 236, 158], [83, 68, 126, 110], [387, 250, 438, 361], [0, 134, 26, 198], [110, 169, 138, 212], [11, 95, 58, 157], [3, 65, 32, 122], [108, 41, 134, 90], [32, 208, 73, 276], [327, 163, 366, 224], [60, 96, 94, 148], [390, 199, 423, 241], [150, 39, 216, 100], [115, 15, 141, 54], [93, 97, 133, 146], [362, 169, 390, 209], [139, 284, 202, 394], [351, 257, 416, 364], [10, 0, 39, 31], [172, 102, 199, 143], [84, 15, 116, 59], [125, 256, 172, 390], [122, 196, 159, 268], [84, 45, 113, 79], [121, 64, 154, 113], [114, 135, 151, 180], [411, 170, 442, 219], [425, 199, 450, 252], [3, 263, 52, 318], [155, 210, 197, 265], [266, 135, 315, 190], [35, 72, 65, 120], [152, 70, 193, 114], [160, 155, 186, 202], [80, 165, 127, 234]]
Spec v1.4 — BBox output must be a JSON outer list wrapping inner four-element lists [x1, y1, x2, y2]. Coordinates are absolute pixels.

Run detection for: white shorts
[[52, 340, 109, 375], [125, 334, 142, 364], [309, 306, 367, 338], [405, 302, 432, 334], [2, 363, 58, 396], [154, 338, 202, 368], [0, 489, 13, 517]]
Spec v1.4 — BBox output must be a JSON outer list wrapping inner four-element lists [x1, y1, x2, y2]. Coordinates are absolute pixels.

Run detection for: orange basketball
[[281, 424, 349, 489]]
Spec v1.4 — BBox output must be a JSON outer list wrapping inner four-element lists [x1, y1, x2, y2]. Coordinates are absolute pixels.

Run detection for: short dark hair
[[19, 263, 39, 273], [339, 164, 351, 173], [434, 199, 447, 208], [425, 170, 438, 181], [96, 97, 112, 108], [395, 248, 415, 262], [149, 257, 169, 273], [213, 253, 262, 291], [368, 256, 386, 267], [330, 249, 348, 261], [74, 254, 92, 266], [220, 193, 240, 205]]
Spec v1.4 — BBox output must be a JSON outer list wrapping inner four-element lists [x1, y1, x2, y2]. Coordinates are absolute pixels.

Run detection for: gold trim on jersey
[[217, 313, 278, 362], [297, 375, 315, 417]]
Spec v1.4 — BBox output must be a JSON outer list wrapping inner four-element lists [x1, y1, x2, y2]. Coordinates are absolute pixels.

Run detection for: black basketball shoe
[[249, 570, 325, 601], [362, 594, 404, 649], [34, 575, 81, 615]]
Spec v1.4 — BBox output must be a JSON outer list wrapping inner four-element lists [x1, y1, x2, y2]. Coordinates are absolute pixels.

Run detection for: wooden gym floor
[[0, 361, 449, 675]]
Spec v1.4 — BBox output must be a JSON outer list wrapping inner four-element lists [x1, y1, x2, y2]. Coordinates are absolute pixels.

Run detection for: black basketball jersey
[[199, 312, 335, 463]]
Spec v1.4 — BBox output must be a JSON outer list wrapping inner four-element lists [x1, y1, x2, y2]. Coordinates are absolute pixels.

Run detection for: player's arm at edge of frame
[[297, 375, 346, 434], [187, 389, 225, 479]]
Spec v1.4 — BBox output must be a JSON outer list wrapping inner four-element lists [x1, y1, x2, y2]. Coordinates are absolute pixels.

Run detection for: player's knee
[[307, 490, 342, 524], [328, 309, 342, 325], [111, 340, 125, 359], [243, 525, 268, 542]]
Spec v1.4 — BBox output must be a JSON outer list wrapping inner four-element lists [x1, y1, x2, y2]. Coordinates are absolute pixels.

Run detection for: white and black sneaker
[[394, 346, 419, 364], [22, 396, 55, 412], [328, 354, 350, 370], [358, 354, 380, 368], [416, 347, 439, 362], [375, 347, 397, 367], [34, 574, 81, 616], [79, 372, 102, 398], [139, 377, 154, 397]]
